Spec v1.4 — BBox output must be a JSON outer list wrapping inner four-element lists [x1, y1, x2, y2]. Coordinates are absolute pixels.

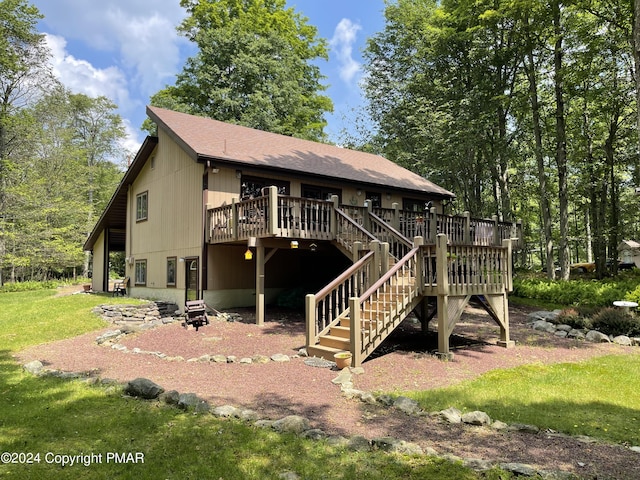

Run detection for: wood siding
[[127, 131, 203, 296]]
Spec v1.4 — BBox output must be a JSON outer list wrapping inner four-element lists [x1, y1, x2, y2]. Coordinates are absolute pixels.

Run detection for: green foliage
[[512, 274, 640, 307], [147, 0, 333, 142], [555, 307, 592, 330], [403, 355, 640, 446], [591, 308, 640, 337]]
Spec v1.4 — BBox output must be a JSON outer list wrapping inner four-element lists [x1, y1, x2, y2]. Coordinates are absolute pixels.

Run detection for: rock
[[279, 472, 300, 480], [271, 354, 290, 363], [272, 415, 310, 434], [238, 409, 260, 422], [239, 357, 253, 364], [376, 394, 395, 407], [532, 320, 556, 333], [393, 396, 421, 415], [347, 436, 371, 452], [556, 324, 573, 332], [461, 411, 492, 426], [439, 407, 462, 424], [630, 446, 640, 453], [508, 423, 540, 434], [331, 369, 353, 386], [554, 330, 568, 338], [301, 429, 326, 440], [463, 458, 494, 471], [124, 378, 164, 399], [491, 420, 509, 430], [96, 330, 122, 344], [255, 420, 275, 429], [297, 348, 308, 357], [159, 390, 180, 405], [394, 440, 424, 455], [177, 392, 203, 410], [23, 360, 44, 376], [528, 311, 559, 323], [198, 354, 211, 362], [586, 330, 611, 343], [227, 356, 237, 363], [350, 367, 365, 375], [211, 355, 228, 363], [613, 335, 632, 346], [213, 405, 239, 417], [252, 355, 270, 364], [568, 329, 586, 340], [500, 463, 538, 476]]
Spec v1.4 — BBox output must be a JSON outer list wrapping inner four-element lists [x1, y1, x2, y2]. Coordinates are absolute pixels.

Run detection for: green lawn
[[0, 290, 501, 479], [401, 355, 640, 445]]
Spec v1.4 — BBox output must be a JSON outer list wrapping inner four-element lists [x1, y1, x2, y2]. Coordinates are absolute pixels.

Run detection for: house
[[618, 240, 640, 268], [85, 106, 519, 365]]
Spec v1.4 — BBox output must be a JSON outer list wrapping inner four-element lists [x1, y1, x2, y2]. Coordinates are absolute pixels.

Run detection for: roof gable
[[147, 106, 454, 198]]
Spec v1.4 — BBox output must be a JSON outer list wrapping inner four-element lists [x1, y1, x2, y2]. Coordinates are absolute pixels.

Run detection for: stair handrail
[[334, 207, 377, 257], [351, 246, 421, 365], [367, 210, 413, 261], [305, 249, 377, 347]]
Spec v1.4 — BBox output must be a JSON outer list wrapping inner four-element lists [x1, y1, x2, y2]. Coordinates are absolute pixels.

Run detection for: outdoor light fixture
[[310, 243, 317, 252], [236, 170, 242, 179], [244, 249, 253, 260], [356, 189, 362, 196], [290, 241, 299, 249]]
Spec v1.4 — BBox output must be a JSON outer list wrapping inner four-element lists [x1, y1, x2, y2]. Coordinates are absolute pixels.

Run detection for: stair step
[[318, 334, 350, 350], [307, 344, 345, 362], [330, 325, 350, 338]]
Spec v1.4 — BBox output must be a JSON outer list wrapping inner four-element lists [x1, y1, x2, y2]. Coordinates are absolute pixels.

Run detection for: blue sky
[[29, 0, 386, 155]]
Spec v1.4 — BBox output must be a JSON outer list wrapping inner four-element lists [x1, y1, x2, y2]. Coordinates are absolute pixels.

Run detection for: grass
[[0, 289, 504, 479], [401, 355, 640, 446]]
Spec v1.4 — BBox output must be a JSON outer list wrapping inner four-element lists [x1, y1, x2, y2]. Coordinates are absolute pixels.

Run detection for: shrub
[[556, 308, 592, 330], [590, 308, 640, 337]]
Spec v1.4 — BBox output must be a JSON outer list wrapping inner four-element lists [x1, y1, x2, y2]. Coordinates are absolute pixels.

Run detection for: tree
[[2, 87, 126, 280], [147, 0, 333, 141], [0, 0, 55, 283]]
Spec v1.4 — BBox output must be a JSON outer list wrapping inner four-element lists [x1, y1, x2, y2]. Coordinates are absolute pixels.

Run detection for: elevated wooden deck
[[207, 186, 519, 365]]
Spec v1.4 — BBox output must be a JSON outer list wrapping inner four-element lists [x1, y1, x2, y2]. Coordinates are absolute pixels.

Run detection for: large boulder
[[124, 378, 164, 399]]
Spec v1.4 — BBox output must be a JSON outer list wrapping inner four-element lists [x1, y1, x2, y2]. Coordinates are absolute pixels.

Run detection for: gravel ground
[[16, 301, 640, 479]]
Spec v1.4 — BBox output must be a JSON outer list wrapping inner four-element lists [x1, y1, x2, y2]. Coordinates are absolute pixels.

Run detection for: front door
[[185, 257, 199, 302]]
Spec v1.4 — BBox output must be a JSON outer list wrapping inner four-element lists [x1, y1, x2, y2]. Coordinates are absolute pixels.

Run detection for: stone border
[[527, 310, 640, 346], [22, 359, 639, 479]]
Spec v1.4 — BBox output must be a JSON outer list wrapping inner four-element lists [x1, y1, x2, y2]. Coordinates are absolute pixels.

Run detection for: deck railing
[[207, 188, 521, 248]]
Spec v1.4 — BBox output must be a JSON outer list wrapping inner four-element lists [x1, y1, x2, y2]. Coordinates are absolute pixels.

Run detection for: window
[[136, 191, 148, 222], [240, 176, 289, 200], [302, 184, 342, 203], [365, 192, 381, 208], [134, 260, 147, 286], [166, 257, 176, 287]]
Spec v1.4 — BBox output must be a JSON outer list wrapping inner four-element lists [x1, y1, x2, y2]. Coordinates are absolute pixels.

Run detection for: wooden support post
[[305, 293, 316, 348], [463, 211, 471, 244], [353, 241, 363, 263], [492, 215, 499, 246], [370, 240, 381, 281], [414, 236, 424, 295], [435, 234, 454, 359], [256, 242, 265, 325], [429, 207, 438, 244], [364, 200, 372, 232], [379, 242, 390, 276], [231, 198, 239, 241], [391, 202, 400, 231], [267, 186, 278, 234], [330, 195, 339, 238], [349, 296, 362, 367]]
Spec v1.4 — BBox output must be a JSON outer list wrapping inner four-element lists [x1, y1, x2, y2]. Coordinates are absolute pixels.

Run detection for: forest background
[[2, 0, 640, 284]]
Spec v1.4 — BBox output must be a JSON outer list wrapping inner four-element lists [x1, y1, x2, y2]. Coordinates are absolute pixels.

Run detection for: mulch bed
[[16, 301, 640, 479]]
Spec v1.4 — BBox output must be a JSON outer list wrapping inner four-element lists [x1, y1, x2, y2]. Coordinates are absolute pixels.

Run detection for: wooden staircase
[[306, 243, 421, 366]]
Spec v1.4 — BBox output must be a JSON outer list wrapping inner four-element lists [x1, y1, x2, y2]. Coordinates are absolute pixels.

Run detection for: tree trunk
[[553, 0, 570, 281], [524, 32, 555, 279]]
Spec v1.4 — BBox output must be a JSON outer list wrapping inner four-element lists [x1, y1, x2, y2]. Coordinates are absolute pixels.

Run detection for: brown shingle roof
[[147, 106, 454, 198]]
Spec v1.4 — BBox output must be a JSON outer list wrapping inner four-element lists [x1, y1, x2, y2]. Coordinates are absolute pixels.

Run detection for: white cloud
[[45, 34, 133, 108], [330, 18, 362, 84]]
